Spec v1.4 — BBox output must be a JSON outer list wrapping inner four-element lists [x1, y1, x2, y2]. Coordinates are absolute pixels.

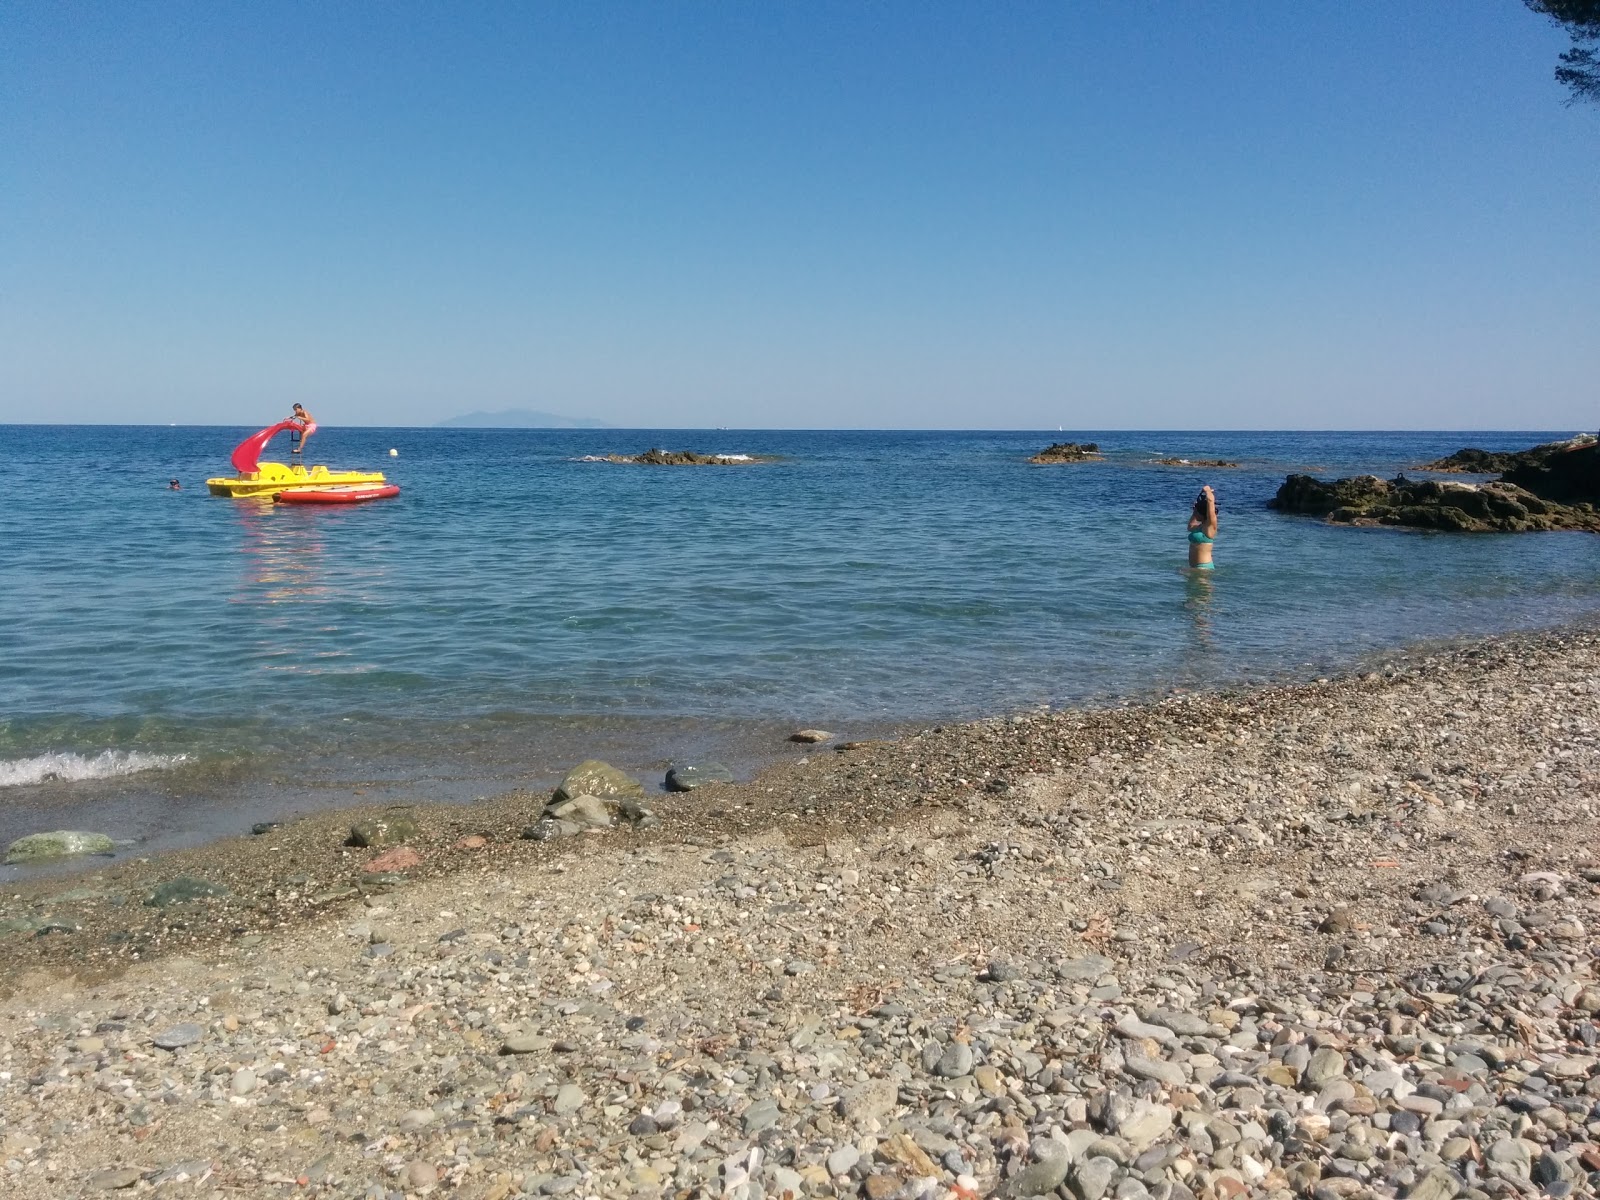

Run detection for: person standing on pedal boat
[[289, 403, 318, 456]]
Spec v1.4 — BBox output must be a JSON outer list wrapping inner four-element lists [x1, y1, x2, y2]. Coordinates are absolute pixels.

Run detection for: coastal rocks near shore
[[1270, 473, 1600, 532], [1029, 442, 1104, 464], [4, 830, 115, 864], [1147, 458, 1240, 468], [589, 449, 769, 466], [552, 759, 645, 804], [1274, 435, 1600, 533], [347, 810, 422, 849], [2, 630, 1600, 1198], [1502, 440, 1600, 506], [1420, 432, 1595, 477], [524, 759, 657, 841]]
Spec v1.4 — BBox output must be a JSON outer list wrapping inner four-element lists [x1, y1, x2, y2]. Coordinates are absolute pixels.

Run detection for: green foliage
[[1524, 1, 1600, 103]]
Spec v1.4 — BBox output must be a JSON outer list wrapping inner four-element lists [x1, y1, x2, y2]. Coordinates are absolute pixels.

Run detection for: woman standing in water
[[1188, 485, 1217, 569]]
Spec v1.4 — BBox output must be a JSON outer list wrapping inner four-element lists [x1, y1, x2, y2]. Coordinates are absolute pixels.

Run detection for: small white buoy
[[389, 448, 398, 457]]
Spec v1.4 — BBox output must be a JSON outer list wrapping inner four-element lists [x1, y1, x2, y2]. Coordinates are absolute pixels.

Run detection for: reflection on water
[[1183, 567, 1216, 655], [232, 500, 329, 603]]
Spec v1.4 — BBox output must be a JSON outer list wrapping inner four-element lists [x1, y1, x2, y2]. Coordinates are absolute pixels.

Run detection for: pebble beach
[[2, 627, 1598, 1200]]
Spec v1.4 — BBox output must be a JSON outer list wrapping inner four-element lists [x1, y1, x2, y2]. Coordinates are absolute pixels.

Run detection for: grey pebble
[[151, 1023, 203, 1050]]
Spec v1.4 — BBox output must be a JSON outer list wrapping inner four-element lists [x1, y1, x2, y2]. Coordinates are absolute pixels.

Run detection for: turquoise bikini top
[[1188, 529, 1214, 545]]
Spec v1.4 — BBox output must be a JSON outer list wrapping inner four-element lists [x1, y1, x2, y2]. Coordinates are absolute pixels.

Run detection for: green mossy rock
[[552, 760, 644, 804], [4, 830, 114, 865], [348, 810, 422, 848]]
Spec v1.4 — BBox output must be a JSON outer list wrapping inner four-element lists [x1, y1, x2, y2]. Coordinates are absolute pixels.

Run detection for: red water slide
[[230, 419, 304, 474]]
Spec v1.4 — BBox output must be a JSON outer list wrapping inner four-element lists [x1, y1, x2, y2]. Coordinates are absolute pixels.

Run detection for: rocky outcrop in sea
[[1029, 443, 1104, 464], [1269, 474, 1600, 532], [1420, 433, 1595, 478], [587, 449, 769, 466]]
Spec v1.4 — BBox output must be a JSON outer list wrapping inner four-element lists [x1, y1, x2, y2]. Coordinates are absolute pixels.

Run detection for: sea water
[[3, 425, 1598, 862]]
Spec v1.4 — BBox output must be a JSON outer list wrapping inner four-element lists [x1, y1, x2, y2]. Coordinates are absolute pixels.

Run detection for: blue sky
[[2, 2, 1596, 429]]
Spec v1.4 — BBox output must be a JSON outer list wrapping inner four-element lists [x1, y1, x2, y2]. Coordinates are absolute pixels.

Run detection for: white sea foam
[[0, 750, 187, 788]]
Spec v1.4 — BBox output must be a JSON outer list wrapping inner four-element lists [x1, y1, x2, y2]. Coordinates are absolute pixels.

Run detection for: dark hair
[[1192, 490, 1210, 520]]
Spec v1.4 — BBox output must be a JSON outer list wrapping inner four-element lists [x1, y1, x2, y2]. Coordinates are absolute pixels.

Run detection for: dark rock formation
[[1148, 458, 1240, 468], [1501, 441, 1599, 505], [1029, 442, 1103, 464], [597, 449, 766, 465], [1420, 433, 1595, 477], [1270, 473, 1600, 533]]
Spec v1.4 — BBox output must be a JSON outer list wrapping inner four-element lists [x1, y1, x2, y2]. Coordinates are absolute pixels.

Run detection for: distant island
[[436, 408, 611, 429]]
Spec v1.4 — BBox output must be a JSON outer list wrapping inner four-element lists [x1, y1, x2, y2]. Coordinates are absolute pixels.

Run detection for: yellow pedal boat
[[206, 419, 388, 497]]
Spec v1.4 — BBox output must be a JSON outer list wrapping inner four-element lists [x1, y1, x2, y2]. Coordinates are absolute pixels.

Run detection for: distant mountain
[[436, 408, 611, 429]]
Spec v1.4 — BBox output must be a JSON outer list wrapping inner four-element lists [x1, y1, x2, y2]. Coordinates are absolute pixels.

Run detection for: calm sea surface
[[4, 425, 1598, 864]]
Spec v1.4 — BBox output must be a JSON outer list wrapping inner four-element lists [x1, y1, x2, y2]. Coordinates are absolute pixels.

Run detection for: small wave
[[0, 750, 188, 788]]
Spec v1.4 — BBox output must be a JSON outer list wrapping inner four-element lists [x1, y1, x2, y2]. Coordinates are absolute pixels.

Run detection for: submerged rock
[[1149, 457, 1240, 467], [1029, 441, 1104, 464], [143, 876, 229, 908], [665, 762, 734, 792], [5, 832, 114, 870], [4, 831, 115, 864], [788, 729, 834, 744]]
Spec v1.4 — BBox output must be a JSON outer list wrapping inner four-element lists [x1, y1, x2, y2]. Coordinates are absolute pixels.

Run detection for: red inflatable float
[[274, 483, 401, 505]]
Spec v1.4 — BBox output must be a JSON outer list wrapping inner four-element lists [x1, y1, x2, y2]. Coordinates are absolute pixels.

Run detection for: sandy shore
[[1, 628, 1597, 1199]]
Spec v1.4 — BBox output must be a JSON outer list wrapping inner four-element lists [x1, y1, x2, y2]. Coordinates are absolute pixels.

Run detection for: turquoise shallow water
[[3, 425, 1598, 861]]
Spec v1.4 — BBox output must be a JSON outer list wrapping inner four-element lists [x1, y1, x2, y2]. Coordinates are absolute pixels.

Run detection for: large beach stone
[[934, 1040, 974, 1078], [348, 810, 421, 848], [1068, 1156, 1120, 1200], [545, 795, 614, 828], [1057, 954, 1112, 981], [1005, 1147, 1072, 1197], [552, 760, 643, 804], [5, 830, 114, 864], [1303, 1048, 1347, 1088], [553, 1083, 585, 1114], [664, 762, 733, 792], [152, 1023, 203, 1050], [1119, 1100, 1175, 1150]]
